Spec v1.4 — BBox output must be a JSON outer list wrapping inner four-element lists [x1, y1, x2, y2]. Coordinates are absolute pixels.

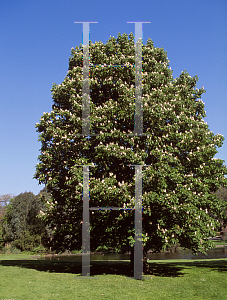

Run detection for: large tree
[[34, 33, 227, 270]]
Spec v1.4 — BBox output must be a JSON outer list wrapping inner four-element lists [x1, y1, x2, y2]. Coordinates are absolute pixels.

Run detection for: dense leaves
[[2, 192, 48, 251], [213, 186, 227, 230], [34, 33, 227, 255], [0, 194, 12, 248]]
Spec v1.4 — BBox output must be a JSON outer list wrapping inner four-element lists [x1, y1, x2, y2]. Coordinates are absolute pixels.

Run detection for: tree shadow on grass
[[1, 258, 226, 278], [89, 260, 186, 277], [0, 258, 185, 277]]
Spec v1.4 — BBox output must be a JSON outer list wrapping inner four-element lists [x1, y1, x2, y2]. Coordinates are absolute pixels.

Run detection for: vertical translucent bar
[[74, 22, 98, 137], [135, 35, 143, 136], [82, 23, 90, 137], [82, 22, 90, 46], [82, 165, 90, 276], [82, 43, 90, 136], [127, 22, 150, 136], [134, 165, 143, 279]]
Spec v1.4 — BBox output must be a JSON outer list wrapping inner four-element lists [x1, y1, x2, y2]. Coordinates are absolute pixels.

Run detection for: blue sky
[[0, 0, 226, 197]]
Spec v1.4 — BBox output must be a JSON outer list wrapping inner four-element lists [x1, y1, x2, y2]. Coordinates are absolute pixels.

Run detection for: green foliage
[[0, 194, 12, 248], [11, 229, 41, 252], [34, 33, 227, 255], [71, 249, 82, 254], [31, 244, 47, 254], [2, 191, 49, 251], [215, 186, 227, 221], [0, 221, 5, 249], [95, 245, 114, 252], [0, 243, 21, 254]]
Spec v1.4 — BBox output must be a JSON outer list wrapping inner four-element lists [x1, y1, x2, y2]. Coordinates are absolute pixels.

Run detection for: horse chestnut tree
[[35, 33, 227, 266]]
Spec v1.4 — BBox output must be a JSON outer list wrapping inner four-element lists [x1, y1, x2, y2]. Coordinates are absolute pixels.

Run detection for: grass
[[212, 240, 227, 246], [0, 253, 227, 299]]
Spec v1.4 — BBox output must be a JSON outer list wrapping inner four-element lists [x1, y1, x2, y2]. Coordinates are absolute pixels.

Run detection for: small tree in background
[[213, 186, 227, 240], [34, 33, 227, 271], [2, 191, 48, 252], [0, 194, 12, 249]]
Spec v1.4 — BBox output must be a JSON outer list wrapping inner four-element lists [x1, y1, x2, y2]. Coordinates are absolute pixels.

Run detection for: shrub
[[0, 243, 21, 254], [31, 244, 47, 254], [11, 230, 41, 252], [71, 249, 82, 254]]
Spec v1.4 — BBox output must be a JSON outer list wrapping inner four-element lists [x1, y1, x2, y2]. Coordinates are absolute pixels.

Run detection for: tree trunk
[[143, 249, 150, 274], [130, 248, 151, 274], [130, 249, 134, 271]]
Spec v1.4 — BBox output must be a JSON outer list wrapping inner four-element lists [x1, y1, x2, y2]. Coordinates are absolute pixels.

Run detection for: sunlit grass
[[212, 239, 227, 246]]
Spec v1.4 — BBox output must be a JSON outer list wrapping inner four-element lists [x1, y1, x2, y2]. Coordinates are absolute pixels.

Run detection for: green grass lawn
[[0, 253, 227, 300], [212, 239, 227, 246]]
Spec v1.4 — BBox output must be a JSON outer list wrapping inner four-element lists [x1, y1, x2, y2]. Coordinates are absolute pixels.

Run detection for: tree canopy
[[2, 192, 48, 251], [0, 194, 13, 248], [34, 32, 227, 256]]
